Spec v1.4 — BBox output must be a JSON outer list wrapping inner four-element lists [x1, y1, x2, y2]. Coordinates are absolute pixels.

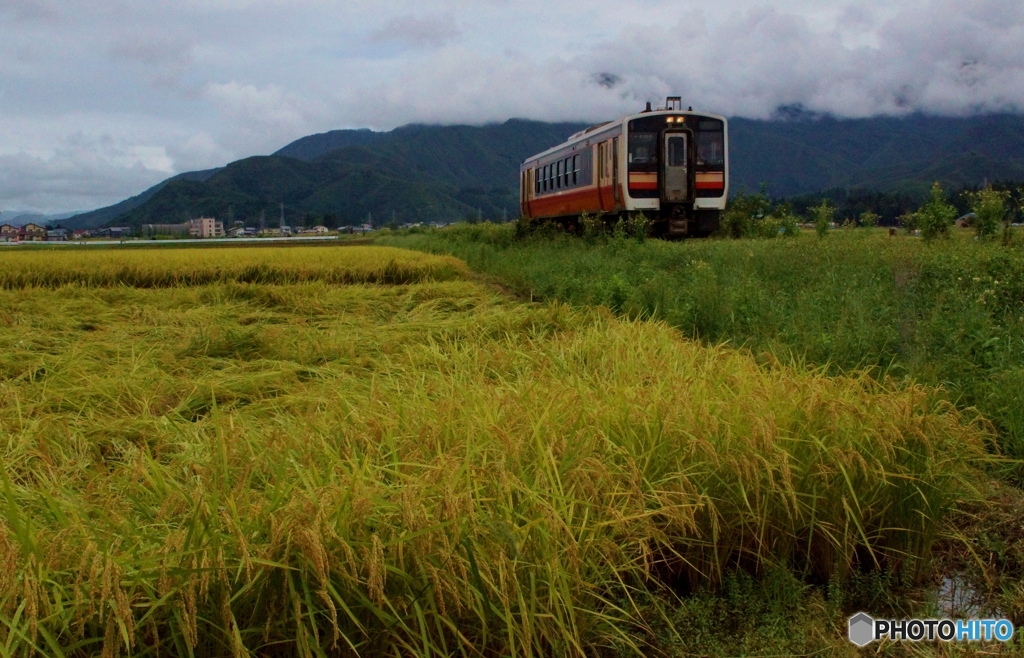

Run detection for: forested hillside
[[63, 113, 1024, 229]]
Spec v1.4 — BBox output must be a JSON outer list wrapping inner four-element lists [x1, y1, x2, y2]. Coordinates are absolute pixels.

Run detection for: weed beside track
[[381, 224, 1024, 472]]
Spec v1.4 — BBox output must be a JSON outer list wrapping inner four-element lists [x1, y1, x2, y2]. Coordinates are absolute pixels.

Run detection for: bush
[[625, 211, 651, 241], [860, 210, 880, 228], [810, 201, 835, 239], [721, 187, 772, 239], [580, 211, 605, 242], [918, 182, 957, 241], [748, 213, 799, 239]]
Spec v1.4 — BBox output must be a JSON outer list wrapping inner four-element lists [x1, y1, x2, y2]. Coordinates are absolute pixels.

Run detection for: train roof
[[521, 108, 727, 167]]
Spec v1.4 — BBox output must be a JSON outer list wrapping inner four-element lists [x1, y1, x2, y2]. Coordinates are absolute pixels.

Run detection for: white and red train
[[519, 97, 728, 237]]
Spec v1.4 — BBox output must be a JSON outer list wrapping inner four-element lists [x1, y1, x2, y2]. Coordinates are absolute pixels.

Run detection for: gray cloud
[[0, 0, 57, 22], [0, 136, 169, 212], [108, 36, 196, 89], [371, 13, 462, 48], [2, 0, 1024, 213]]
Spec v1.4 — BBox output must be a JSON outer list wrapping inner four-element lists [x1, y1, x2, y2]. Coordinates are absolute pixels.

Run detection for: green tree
[[966, 185, 1008, 240], [859, 210, 879, 228], [811, 200, 835, 239], [1004, 186, 1024, 245], [917, 182, 956, 241]]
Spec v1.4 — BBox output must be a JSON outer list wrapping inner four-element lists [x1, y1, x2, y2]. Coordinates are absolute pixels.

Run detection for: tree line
[[723, 181, 1024, 241]]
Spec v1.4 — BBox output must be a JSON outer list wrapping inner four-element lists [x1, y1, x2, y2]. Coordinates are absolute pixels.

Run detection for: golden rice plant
[[0, 245, 468, 288], [0, 246, 990, 656]]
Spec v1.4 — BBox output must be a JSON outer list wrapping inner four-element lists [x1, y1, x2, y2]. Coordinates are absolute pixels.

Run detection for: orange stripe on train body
[[694, 172, 724, 190], [628, 172, 658, 191]]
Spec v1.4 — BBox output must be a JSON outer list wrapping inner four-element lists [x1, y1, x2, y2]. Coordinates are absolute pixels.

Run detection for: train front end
[[623, 98, 728, 237]]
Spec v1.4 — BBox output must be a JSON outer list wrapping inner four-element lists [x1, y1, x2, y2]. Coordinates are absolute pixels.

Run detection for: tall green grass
[[381, 224, 1024, 468], [0, 246, 990, 656]]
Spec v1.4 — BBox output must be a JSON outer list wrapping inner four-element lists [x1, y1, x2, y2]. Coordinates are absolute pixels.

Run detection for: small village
[[0, 217, 424, 243]]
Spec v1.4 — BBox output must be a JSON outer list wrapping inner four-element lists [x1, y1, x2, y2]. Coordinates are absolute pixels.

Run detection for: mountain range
[[59, 112, 1024, 230]]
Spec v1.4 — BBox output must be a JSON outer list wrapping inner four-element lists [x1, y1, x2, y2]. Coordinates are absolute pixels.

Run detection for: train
[[519, 97, 728, 238]]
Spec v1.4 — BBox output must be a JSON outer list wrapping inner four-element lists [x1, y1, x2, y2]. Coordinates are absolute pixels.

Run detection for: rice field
[[0, 245, 994, 656]]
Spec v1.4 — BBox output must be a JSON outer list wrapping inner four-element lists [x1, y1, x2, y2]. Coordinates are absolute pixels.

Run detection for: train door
[[612, 137, 620, 206], [596, 142, 607, 210], [520, 170, 527, 217], [662, 132, 688, 203]]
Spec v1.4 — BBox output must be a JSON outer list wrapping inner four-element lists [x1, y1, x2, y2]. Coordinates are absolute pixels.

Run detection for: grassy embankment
[[0, 245, 997, 655], [380, 224, 1024, 470]]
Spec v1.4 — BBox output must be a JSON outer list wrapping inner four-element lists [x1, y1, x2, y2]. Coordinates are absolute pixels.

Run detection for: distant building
[[19, 223, 46, 241], [46, 228, 68, 241], [0, 224, 17, 242], [71, 229, 90, 239], [97, 227, 132, 239], [955, 213, 976, 229], [188, 217, 224, 238]]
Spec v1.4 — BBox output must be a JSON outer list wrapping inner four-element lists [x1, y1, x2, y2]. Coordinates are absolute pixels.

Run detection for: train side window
[[563, 158, 569, 187], [534, 168, 539, 194], [543, 165, 548, 192], [555, 161, 561, 189], [572, 155, 578, 186]]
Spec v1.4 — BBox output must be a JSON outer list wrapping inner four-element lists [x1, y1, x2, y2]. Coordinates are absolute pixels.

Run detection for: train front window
[[668, 136, 687, 167], [696, 119, 724, 166], [628, 132, 658, 166]]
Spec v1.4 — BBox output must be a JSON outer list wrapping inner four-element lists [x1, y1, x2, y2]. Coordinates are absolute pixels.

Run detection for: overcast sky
[[2, 0, 1023, 213]]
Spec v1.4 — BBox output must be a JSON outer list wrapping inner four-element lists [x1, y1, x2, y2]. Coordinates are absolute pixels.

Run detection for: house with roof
[[0, 224, 17, 242], [19, 223, 47, 241]]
